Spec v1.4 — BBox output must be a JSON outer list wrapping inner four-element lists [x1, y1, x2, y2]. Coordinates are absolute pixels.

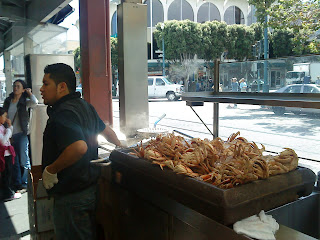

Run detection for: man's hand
[[42, 166, 59, 189]]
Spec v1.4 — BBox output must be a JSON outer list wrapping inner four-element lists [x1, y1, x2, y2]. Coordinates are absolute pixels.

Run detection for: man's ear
[[57, 82, 69, 94]]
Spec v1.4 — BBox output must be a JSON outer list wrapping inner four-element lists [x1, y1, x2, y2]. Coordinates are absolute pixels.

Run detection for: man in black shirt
[[40, 63, 121, 240]]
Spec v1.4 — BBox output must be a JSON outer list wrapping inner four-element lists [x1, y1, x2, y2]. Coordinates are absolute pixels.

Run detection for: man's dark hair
[[44, 63, 76, 93]]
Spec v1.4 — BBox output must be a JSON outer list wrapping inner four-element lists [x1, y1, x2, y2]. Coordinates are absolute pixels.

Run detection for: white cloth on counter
[[233, 210, 279, 240]]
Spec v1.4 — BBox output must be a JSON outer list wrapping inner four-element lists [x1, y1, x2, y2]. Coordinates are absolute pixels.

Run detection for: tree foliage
[[110, 37, 118, 69], [249, 0, 320, 54], [271, 29, 294, 57], [154, 20, 202, 62], [73, 47, 81, 71], [225, 24, 255, 61], [200, 21, 228, 61]]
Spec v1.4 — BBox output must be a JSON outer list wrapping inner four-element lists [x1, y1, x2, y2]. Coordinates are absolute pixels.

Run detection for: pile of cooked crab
[[131, 132, 298, 189]]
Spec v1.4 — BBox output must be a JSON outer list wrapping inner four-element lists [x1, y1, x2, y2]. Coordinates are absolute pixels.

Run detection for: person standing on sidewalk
[[0, 107, 21, 201], [227, 77, 239, 108], [3, 79, 38, 193], [40, 63, 121, 240]]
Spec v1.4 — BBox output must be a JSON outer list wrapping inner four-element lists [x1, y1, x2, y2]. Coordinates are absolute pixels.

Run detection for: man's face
[[40, 74, 59, 106]]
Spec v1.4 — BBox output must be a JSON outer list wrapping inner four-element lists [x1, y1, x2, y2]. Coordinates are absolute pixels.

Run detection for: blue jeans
[[53, 185, 98, 240], [12, 133, 30, 188]]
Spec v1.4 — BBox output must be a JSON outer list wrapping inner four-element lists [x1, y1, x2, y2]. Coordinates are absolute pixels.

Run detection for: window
[[144, 0, 164, 27], [224, 6, 245, 25], [156, 78, 165, 86], [111, 11, 117, 36], [283, 85, 301, 93], [168, 0, 194, 21], [303, 86, 320, 93], [197, 3, 221, 23], [148, 79, 154, 86]]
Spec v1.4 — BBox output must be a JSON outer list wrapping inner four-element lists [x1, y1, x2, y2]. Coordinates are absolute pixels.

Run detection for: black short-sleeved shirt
[[42, 92, 106, 196]]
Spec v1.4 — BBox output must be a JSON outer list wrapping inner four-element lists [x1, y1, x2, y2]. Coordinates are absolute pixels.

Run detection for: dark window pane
[[168, 0, 181, 20], [181, 0, 194, 21], [148, 79, 154, 86], [145, 0, 164, 27], [156, 79, 165, 85], [152, 0, 164, 27], [224, 6, 244, 25], [198, 3, 220, 23]]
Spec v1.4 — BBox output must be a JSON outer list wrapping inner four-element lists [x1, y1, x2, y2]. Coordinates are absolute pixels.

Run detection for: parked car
[[148, 76, 184, 101], [272, 84, 320, 115]]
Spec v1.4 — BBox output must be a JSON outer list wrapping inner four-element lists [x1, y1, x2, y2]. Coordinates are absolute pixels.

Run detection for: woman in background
[[3, 79, 38, 193]]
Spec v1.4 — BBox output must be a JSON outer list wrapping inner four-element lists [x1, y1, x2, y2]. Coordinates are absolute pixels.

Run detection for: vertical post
[[161, 23, 165, 76], [118, 2, 149, 136], [79, 0, 113, 124], [213, 59, 220, 139], [150, 0, 153, 60], [263, 15, 269, 93], [23, 36, 34, 56], [162, 36, 165, 76], [4, 50, 12, 97]]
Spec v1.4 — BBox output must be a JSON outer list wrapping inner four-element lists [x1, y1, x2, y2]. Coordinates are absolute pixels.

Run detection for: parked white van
[[148, 76, 184, 101]]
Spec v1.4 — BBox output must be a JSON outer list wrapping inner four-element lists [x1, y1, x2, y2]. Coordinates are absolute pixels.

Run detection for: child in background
[[0, 107, 20, 201]]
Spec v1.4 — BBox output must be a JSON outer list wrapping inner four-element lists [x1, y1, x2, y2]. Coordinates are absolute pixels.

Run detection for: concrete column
[[24, 35, 34, 56], [79, 0, 113, 124], [4, 50, 12, 97], [118, 2, 149, 136]]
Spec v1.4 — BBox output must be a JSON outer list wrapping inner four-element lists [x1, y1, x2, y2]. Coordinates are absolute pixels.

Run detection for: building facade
[[110, 0, 256, 58]]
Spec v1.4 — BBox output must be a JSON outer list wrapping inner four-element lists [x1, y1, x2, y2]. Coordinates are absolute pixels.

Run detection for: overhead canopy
[[0, 0, 73, 54]]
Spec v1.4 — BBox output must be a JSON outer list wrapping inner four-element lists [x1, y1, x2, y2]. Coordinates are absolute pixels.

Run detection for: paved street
[[112, 98, 320, 173]]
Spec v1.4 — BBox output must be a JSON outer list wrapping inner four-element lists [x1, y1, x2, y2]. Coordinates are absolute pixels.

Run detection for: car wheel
[[272, 106, 285, 115], [167, 92, 176, 101]]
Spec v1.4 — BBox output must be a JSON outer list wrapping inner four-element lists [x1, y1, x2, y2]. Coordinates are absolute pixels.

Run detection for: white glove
[[42, 166, 59, 190]]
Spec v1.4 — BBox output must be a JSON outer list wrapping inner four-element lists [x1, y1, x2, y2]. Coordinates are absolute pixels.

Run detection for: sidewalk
[[0, 192, 30, 239]]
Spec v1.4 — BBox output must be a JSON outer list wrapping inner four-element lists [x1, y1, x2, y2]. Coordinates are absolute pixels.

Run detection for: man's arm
[[46, 140, 88, 174], [101, 125, 121, 147]]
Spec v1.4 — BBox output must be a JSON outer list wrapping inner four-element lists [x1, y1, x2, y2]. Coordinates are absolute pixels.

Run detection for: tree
[[226, 24, 255, 61], [200, 21, 228, 61], [110, 37, 118, 69], [73, 47, 81, 72], [154, 20, 202, 90], [249, 0, 320, 54], [271, 29, 294, 57]]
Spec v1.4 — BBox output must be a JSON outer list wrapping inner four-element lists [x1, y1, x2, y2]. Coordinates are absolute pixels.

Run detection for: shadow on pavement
[[220, 108, 320, 137]]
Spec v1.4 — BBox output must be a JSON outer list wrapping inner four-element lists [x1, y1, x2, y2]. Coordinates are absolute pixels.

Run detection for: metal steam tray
[[109, 148, 316, 225]]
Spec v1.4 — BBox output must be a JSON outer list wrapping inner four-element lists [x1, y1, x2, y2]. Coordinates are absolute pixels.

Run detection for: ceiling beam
[[0, 33, 4, 53], [27, 0, 71, 23], [3, 0, 71, 51], [0, 5, 24, 20], [0, 19, 10, 28], [6, 0, 24, 8]]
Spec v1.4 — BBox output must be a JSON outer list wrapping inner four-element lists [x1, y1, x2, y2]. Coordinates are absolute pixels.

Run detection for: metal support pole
[[162, 34, 165, 76], [150, 0, 153, 60], [213, 59, 220, 138], [263, 15, 269, 93]]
